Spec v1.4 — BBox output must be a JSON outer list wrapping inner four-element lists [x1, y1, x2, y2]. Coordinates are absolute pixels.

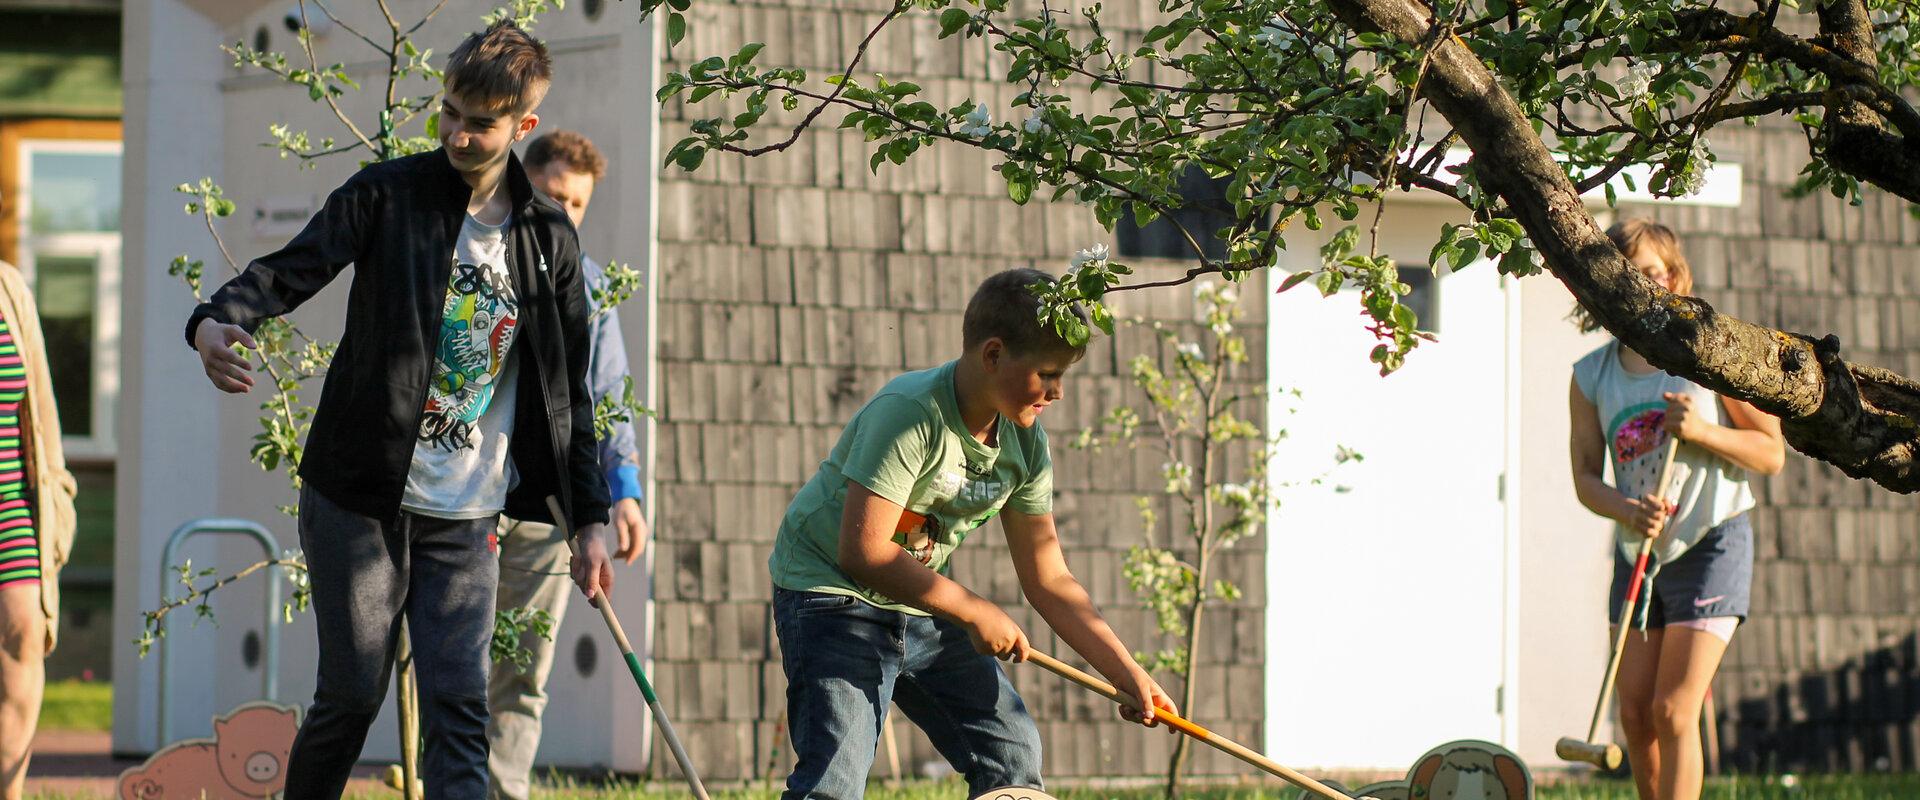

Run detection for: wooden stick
[[546, 497, 711, 800], [1558, 437, 1681, 769], [1024, 652, 1356, 800]]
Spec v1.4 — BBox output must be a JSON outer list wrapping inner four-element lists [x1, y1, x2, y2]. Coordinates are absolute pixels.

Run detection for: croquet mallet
[[1026, 651, 1358, 800], [1555, 437, 1680, 769], [546, 496, 711, 800]]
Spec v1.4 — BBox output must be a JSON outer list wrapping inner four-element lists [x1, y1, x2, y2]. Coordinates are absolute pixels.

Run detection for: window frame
[[1, 119, 122, 462]]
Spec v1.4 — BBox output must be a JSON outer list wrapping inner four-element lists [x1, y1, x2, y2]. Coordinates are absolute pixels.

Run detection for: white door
[[1265, 244, 1513, 768]]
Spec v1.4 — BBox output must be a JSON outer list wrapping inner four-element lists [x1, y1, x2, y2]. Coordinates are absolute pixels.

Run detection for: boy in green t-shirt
[[769, 268, 1173, 798]]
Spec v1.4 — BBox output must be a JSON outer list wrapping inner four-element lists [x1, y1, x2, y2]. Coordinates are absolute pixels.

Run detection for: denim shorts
[[1609, 512, 1753, 627]]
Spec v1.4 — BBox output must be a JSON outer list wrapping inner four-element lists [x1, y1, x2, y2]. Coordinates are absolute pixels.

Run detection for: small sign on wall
[[251, 195, 317, 238]]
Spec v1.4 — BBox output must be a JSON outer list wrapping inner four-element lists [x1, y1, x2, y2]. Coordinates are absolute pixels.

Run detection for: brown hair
[[962, 268, 1088, 359], [444, 20, 552, 115], [1571, 218, 1695, 333], [524, 130, 606, 180]]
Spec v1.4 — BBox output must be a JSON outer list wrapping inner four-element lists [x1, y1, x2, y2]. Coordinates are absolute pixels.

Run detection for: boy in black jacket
[[187, 21, 613, 799]]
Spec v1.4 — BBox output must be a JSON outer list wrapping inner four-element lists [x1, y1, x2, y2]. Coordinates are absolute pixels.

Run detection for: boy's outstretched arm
[[837, 480, 1032, 661], [186, 176, 372, 393], [1002, 508, 1177, 729]]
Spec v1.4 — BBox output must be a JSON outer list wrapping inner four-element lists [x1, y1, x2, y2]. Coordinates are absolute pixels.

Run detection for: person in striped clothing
[[0, 250, 78, 800]]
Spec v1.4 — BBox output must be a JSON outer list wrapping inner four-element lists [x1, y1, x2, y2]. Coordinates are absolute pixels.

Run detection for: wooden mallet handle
[[1558, 437, 1681, 769], [1025, 652, 1356, 800]]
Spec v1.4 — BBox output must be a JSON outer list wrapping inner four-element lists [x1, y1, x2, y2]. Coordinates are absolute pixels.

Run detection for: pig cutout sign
[[118, 701, 301, 800]]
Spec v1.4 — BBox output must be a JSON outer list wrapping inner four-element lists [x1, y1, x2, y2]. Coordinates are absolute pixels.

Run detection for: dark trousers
[[284, 486, 499, 800]]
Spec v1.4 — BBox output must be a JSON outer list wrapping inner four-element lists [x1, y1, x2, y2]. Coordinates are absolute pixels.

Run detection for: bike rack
[[156, 518, 284, 743]]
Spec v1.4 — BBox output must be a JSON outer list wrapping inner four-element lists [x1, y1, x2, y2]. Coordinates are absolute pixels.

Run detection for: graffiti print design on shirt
[[419, 256, 519, 451]]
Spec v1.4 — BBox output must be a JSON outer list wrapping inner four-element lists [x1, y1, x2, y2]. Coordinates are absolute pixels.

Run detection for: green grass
[[31, 771, 1920, 799], [351, 773, 1920, 799], [35, 677, 110, 732]]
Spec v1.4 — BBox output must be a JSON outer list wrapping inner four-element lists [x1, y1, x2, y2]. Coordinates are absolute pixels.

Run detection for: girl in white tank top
[[1567, 220, 1785, 800]]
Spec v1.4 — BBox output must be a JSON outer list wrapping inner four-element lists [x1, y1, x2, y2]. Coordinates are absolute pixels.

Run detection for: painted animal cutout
[[118, 701, 301, 800], [1355, 779, 1413, 800], [1406, 740, 1531, 800]]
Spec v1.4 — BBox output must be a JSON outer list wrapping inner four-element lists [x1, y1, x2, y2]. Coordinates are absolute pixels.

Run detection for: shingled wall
[[648, 0, 1271, 782]]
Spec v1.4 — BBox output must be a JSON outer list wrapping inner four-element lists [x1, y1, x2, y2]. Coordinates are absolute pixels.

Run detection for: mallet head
[[1555, 736, 1622, 770]]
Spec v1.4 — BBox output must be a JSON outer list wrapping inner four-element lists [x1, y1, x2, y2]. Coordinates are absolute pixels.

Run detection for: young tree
[[1076, 275, 1353, 797], [638, 0, 1920, 493]]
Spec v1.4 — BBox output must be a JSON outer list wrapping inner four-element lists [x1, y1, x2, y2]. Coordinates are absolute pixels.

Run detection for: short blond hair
[[444, 20, 551, 115], [1572, 219, 1696, 333]]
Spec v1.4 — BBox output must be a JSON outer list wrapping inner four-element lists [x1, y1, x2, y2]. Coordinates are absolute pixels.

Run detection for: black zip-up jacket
[[185, 149, 611, 528]]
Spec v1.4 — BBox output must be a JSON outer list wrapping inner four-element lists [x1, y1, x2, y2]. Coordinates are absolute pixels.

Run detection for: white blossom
[[1618, 61, 1658, 100], [957, 105, 993, 138], [1071, 242, 1110, 268], [1252, 17, 1296, 50], [1219, 482, 1254, 505], [1023, 107, 1047, 134], [1176, 341, 1204, 361]]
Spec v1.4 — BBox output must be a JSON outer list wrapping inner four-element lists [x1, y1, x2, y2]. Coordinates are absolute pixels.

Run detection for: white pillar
[[112, 0, 229, 755]]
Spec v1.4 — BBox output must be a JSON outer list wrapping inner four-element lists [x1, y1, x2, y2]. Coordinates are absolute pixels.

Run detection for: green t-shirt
[[768, 360, 1055, 614]]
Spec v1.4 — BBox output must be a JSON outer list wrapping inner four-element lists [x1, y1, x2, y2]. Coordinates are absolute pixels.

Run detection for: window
[[1398, 264, 1438, 333], [1117, 167, 1235, 261], [8, 131, 120, 458]]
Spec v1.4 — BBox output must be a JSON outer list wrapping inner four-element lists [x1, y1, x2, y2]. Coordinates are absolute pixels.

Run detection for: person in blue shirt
[[486, 129, 649, 800]]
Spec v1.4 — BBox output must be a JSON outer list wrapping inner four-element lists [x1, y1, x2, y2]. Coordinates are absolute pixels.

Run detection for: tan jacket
[[0, 261, 77, 652]]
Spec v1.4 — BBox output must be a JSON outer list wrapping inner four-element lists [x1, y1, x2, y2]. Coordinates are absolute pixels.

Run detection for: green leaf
[[1277, 270, 1315, 293], [939, 7, 971, 38], [425, 111, 439, 140], [667, 12, 687, 46], [734, 41, 765, 66], [1007, 171, 1035, 205], [674, 146, 705, 171]]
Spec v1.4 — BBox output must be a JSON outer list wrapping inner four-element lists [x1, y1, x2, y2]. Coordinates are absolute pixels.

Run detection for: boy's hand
[[194, 319, 258, 394], [612, 497, 648, 564], [1118, 671, 1179, 732], [569, 524, 614, 607], [963, 602, 1032, 662]]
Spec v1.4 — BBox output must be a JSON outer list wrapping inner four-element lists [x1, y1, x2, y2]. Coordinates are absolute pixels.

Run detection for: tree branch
[[1329, 0, 1920, 491]]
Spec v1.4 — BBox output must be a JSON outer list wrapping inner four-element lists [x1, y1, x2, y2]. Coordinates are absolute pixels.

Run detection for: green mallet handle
[[547, 497, 710, 800]]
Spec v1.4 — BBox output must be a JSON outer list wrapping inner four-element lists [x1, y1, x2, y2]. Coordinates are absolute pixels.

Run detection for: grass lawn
[[35, 678, 110, 732], [27, 773, 1920, 799], [330, 772, 1919, 799]]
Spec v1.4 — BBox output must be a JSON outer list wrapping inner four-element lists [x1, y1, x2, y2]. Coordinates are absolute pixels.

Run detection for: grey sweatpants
[[283, 485, 500, 800], [485, 517, 574, 800]]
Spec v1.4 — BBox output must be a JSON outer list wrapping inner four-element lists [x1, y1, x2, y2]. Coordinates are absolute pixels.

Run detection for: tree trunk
[[1328, 0, 1920, 492], [1165, 551, 1211, 800]]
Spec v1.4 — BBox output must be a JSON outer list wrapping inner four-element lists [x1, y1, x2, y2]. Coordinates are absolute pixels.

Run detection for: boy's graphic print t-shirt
[[401, 212, 522, 519], [769, 360, 1055, 615]]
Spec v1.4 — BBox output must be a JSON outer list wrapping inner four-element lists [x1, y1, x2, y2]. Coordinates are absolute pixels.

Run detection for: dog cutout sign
[[1405, 740, 1532, 800], [118, 701, 301, 800]]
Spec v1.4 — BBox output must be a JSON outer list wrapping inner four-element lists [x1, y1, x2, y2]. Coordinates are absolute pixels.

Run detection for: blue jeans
[[773, 588, 1044, 799]]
